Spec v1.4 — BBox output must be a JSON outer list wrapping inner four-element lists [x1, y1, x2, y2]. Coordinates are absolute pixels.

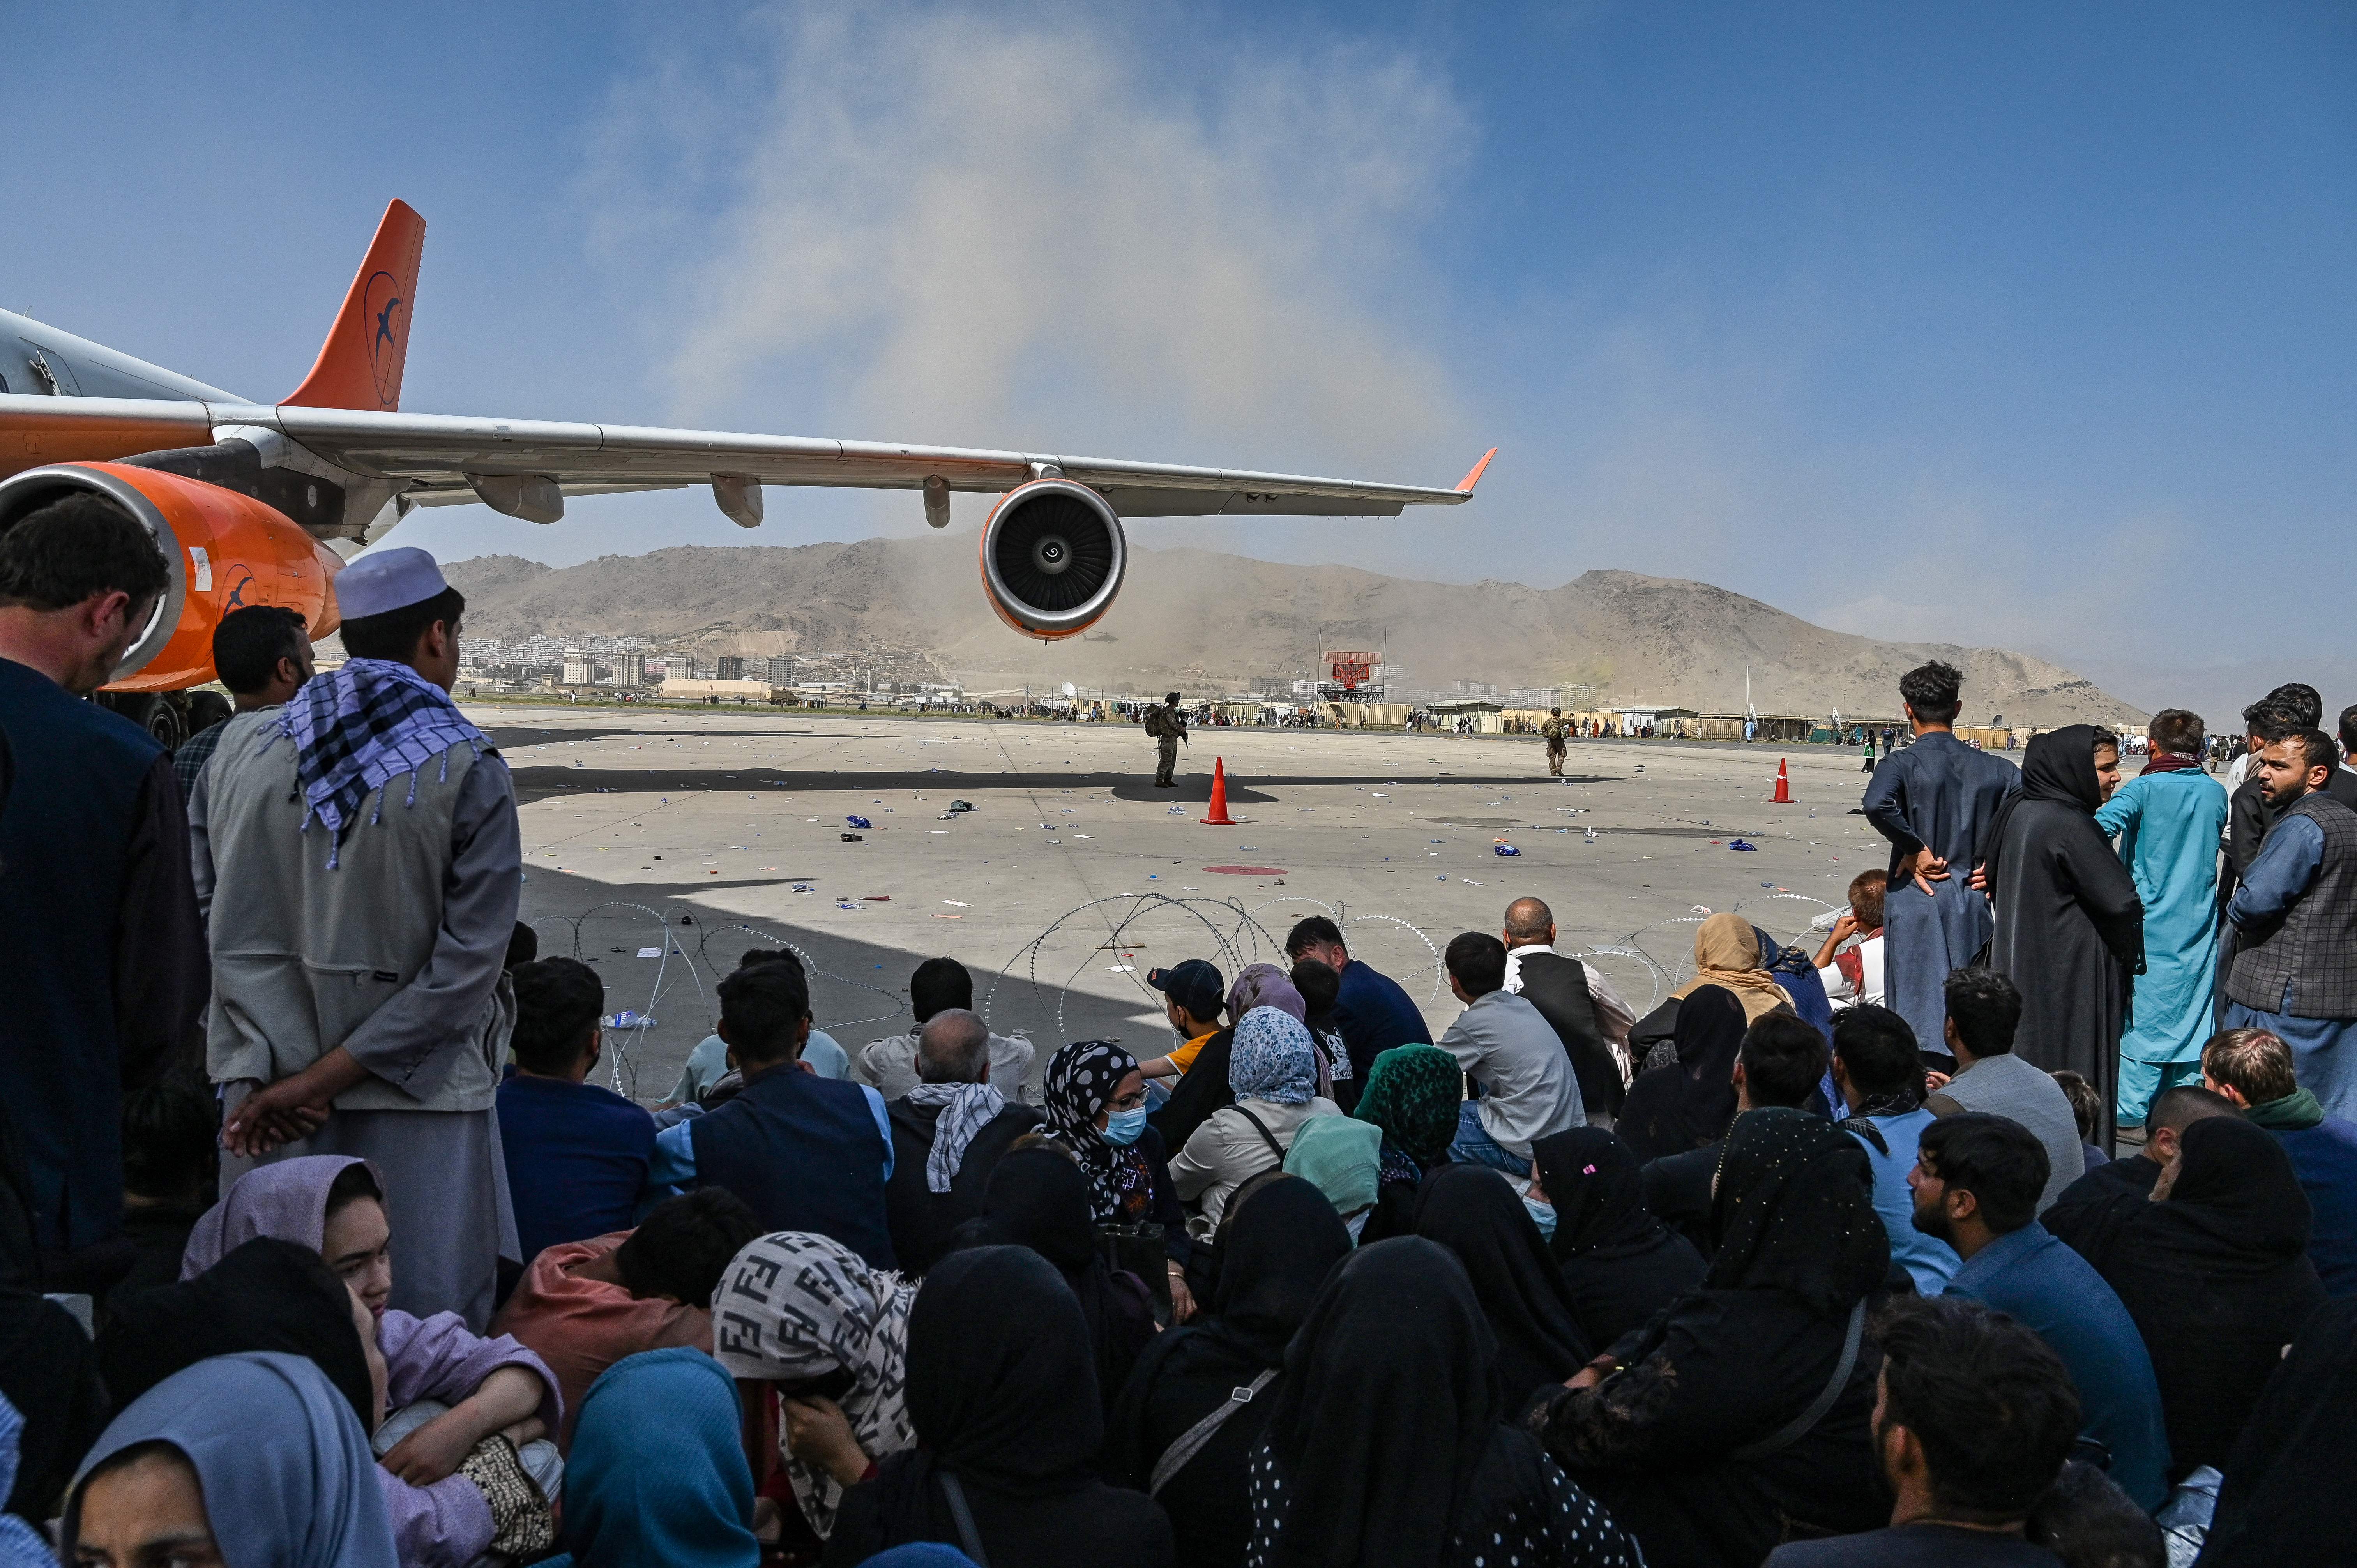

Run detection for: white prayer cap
[[336, 547, 449, 620]]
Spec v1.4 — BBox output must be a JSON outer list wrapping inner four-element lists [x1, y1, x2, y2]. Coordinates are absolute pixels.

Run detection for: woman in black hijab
[[1526, 1108, 1891, 1567], [1528, 1127, 1707, 1349], [1410, 1164, 1592, 1410], [96, 1236, 377, 1427], [824, 1245, 1175, 1568], [2046, 1114, 2326, 1478], [1245, 1237, 1639, 1568], [956, 1147, 1158, 1420], [2196, 1295, 2357, 1568], [1981, 724, 2144, 1148], [1615, 984, 1747, 1163], [1107, 1176, 1350, 1568]]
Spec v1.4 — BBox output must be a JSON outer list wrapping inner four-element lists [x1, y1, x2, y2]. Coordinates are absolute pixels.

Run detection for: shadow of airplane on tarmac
[[509, 763, 1616, 809], [518, 862, 1169, 1101]]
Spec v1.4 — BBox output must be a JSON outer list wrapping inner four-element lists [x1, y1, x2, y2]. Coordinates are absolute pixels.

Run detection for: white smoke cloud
[[601, 4, 1478, 489], [525, 3, 2247, 698]]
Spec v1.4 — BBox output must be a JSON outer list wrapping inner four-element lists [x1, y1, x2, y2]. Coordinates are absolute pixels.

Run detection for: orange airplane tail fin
[[282, 199, 426, 411], [1456, 447, 1498, 494]]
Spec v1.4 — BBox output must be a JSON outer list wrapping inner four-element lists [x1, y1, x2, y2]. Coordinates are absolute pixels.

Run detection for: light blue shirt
[[649, 1073, 892, 1187], [1847, 1106, 1958, 1295], [2096, 769, 2229, 1063], [668, 1028, 849, 1104]]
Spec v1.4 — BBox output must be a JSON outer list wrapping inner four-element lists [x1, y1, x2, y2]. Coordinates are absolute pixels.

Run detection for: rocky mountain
[[442, 540, 2142, 725]]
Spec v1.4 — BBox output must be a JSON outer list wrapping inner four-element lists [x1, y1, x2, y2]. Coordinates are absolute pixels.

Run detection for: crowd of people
[[0, 496, 2353, 1568]]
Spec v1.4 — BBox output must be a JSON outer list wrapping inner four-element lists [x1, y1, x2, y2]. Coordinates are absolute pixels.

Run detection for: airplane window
[[0, 373, 8, 393]]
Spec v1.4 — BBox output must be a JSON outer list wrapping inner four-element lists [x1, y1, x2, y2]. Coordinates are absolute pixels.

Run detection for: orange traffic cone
[[1772, 758, 1792, 803], [1200, 757, 1237, 825]]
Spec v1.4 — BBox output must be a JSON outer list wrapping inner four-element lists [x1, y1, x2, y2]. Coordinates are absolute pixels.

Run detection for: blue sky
[[5, 2, 2351, 716]]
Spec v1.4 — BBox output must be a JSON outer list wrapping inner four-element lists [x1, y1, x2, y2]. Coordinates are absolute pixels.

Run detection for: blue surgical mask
[[1103, 1107, 1148, 1146], [1522, 1196, 1558, 1241]]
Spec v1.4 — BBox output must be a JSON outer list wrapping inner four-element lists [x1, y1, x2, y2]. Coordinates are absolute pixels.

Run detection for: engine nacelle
[[0, 461, 344, 691], [978, 478, 1126, 640]]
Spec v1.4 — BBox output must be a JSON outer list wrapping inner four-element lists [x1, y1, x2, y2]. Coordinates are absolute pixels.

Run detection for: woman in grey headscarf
[[1229, 963, 1337, 1097], [65, 1351, 399, 1568], [1226, 964, 1306, 1026], [1170, 1007, 1342, 1227]]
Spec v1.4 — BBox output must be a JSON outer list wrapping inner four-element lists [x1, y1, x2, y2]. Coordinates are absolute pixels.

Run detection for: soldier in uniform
[[1541, 706, 1572, 778], [1145, 690, 1188, 786]]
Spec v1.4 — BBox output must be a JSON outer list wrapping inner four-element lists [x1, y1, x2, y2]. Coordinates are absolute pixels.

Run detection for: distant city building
[[716, 656, 745, 681], [561, 650, 594, 686], [615, 652, 646, 688], [765, 656, 797, 687]]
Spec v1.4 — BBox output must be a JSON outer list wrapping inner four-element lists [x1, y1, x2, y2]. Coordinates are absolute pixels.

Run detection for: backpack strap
[[1229, 1104, 1290, 1167], [1729, 1299, 1866, 1463], [1149, 1369, 1279, 1496], [937, 1470, 991, 1568]]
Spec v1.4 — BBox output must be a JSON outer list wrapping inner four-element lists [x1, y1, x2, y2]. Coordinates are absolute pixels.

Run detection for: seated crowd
[[3, 529, 2354, 1567], [15, 891, 2356, 1568]]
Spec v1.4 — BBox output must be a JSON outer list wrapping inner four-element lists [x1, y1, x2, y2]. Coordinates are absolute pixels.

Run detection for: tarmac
[[479, 703, 1904, 1103]]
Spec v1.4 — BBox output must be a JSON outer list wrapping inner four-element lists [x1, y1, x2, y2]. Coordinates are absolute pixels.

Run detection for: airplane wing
[[0, 394, 1491, 524]]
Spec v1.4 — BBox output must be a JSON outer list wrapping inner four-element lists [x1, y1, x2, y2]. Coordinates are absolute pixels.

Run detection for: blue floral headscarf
[[1230, 1006, 1317, 1107]]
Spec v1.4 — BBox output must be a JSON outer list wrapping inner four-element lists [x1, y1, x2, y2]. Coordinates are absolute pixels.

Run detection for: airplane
[[0, 200, 1494, 747]]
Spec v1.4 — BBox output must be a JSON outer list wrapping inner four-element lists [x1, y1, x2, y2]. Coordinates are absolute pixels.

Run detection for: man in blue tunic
[[1861, 662, 2019, 1062], [2094, 708, 2230, 1130]]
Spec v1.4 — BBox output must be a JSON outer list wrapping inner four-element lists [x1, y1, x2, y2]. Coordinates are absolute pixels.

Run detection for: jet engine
[[978, 478, 1126, 639], [0, 461, 343, 691]]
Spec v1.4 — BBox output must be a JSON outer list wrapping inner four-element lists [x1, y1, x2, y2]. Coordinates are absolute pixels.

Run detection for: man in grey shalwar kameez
[[1861, 662, 2020, 1062], [191, 547, 519, 1328]]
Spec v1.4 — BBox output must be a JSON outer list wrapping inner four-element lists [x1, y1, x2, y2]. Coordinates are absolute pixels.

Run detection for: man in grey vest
[[193, 546, 521, 1327], [2224, 727, 2357, 1121], [1144, 690, 1187, 787]]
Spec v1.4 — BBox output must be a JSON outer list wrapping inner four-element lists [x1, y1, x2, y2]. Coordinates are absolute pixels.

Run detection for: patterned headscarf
[[1230, 1006, 1317, 1107], [1353, 1044, 1463, 1167], [270, 659, 488, 869], [1041, 1040, 1155, 1224], [711, 1232, 916, 1539]]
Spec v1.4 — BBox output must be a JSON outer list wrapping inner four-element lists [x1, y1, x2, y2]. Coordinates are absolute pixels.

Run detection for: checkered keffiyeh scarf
[[269, 658, 487, 867], [904, 1081, 1008, 1193]]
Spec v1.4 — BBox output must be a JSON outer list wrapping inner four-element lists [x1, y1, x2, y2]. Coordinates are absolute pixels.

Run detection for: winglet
[[283, 199, 426, 412], [1455, 447, 1498, 494]]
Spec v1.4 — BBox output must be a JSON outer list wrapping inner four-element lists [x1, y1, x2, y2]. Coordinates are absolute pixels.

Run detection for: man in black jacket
[[883, 1008, 1042, 1274], [1642, 1014, 1827, 1257], [1500, 897, 1624, 1123]]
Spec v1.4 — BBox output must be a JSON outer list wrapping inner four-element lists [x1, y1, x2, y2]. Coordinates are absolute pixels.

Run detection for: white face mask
[[1344, 1210, 1371, 1245]]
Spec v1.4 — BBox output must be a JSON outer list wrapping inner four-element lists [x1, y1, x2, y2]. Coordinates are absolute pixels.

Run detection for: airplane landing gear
[[95, 690, 228, 751]]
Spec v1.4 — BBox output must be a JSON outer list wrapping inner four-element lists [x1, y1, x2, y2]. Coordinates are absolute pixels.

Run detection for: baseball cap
[[1147, 959, 1225, 1022]]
